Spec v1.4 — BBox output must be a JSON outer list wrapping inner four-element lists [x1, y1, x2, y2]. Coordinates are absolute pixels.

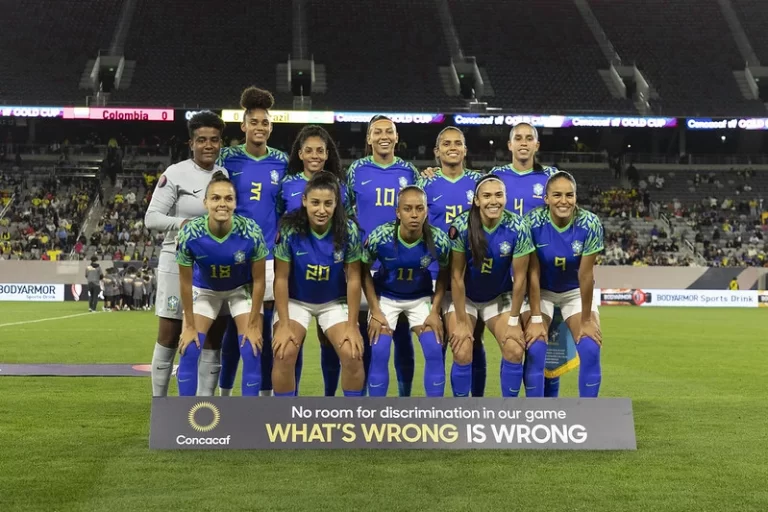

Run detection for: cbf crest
[[420, 255, 432, 268], [398, 177, 408, 190], [333, 249, 344, 263], [466, 190, 474, 203], [499, 241, 512, 256], [533, 183, 544, 198], [234, 250, 246, 264], [572, 240, 584, 255], [270, 170, 280, 185]]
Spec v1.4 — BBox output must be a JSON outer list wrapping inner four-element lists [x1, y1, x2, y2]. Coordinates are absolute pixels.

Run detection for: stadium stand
[[448, 0, 634, 113], [0, 0, 120, 104], [590, 0, 765, 116]]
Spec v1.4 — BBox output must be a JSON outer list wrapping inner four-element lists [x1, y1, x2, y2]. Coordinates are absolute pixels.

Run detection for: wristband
[[531, 315, 543, 324], [507, 316, 520, 327]]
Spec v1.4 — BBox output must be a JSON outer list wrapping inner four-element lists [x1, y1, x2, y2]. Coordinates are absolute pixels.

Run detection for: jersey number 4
[[306, 264, 330, 281], [513, 198, 524, 216], [210, 264, 231, 279]]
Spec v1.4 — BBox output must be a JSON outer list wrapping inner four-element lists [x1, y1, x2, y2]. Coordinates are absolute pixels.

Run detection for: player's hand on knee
[[525, 321, 548, 346], [342, 324, 364, 360], [272, 323, 296, 360], [178, 325, 199, 355], [578, 317, 602, 345], [243, 325, 263, 355], [449, 320, 472, 352], [423, 311, 444, 344], [504, 324, 526, 351], [368, 310, 388, 344]]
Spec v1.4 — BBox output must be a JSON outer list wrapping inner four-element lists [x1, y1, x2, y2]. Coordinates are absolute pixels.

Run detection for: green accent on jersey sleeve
[[175, 217, 206, 266], [465, 169, 485, 182], [526, 207, 549, 230], [578, 210, 605, 256], [345, 220, 362, 263], [406, 161, 420, 184], [234, 216, 268, 261], [342, 186, 355, 218], [449, 212, 469, 252], [509, 213, 535, 257], [273, 225, 293, 262], [362, 222, 394, 264], [215, 146, 236, 168], [432, 227, 452, 268]]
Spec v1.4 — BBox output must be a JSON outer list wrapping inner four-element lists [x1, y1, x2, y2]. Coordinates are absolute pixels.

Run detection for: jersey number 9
[[306, 264, 330, 281], [210, 264, 231, 279], [250, 182, 262, 201], [554, 257, 566, 271], [445, 205, 464, 225], [375, 187, 396, 207]]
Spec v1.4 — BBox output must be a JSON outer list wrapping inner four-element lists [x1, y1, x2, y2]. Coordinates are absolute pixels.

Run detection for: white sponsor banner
[[600, 288, 758, 308], [0, 283, 64, 302]]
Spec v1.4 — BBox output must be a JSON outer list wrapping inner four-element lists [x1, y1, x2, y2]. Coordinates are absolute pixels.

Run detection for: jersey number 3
[[250, 182, 262, 201]]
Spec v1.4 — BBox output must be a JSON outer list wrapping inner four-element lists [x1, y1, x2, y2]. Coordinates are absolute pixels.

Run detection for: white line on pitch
[[0, 312, 103, 328]]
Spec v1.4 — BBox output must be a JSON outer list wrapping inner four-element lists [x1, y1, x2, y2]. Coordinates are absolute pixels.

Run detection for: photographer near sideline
[[85, 256, 103, 312]]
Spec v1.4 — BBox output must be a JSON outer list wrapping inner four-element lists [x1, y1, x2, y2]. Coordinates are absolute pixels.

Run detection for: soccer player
[[272, 172, 365, 397], [446, 176, 534, 397], [145, 110, 228, 397], [279, 125, 350, 396], [363, 186, 451, 397], [216, 86, 288, 397], [417, 126, 488, 396], [176, 171, 268, 397], [489, 122, 567, 398], [348, 115, 420, 396], [524, 171, 603, 397]]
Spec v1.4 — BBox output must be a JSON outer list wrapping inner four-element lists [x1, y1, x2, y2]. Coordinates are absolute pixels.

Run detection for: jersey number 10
[[375, 187, 396, 207]]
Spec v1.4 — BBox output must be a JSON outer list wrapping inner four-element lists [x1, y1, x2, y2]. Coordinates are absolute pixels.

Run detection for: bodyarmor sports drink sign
[[150, 397, 636, 450]]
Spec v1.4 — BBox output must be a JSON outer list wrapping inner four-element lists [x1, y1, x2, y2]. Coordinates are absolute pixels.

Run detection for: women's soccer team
[[146, 86, 604, 399]]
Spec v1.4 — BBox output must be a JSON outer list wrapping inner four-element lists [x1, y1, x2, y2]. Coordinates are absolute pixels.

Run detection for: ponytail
[[205, 170, 234, 197], [467, 175, 505, 268]]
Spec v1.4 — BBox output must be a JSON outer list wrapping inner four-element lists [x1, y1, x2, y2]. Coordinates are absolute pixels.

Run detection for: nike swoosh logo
[[535, 244, 548, 248], [197, 255, 208, 259], [432, 195, 443, 202], [179, 379, 191, 383], [231, 172, 243, 176], [585, 382, 600, 387], [361, 180, 373, 185], [433, 381, 445, 386], [384, 257, 397, 261], [291, 191, 302, 196], [369, 383, 384, 388], [246, 382, 259, 387], [508, 388, 519, 393], [193, 189, 203, 195], [297, 251, 309, 256]]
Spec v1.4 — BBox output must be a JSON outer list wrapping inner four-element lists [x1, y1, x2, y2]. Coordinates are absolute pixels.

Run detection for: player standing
[[145, 111, 228, 397], [363, 186, 451, 397], [417, 127, 488, 396], [524, 171, 603, 397], [347, 115, 419, 396], [176, 172, 268, 396], [279, 125, 350, 396], [272, 172, 365, 397], [446, 176, 533, 397], [216, 87, 288, 397]]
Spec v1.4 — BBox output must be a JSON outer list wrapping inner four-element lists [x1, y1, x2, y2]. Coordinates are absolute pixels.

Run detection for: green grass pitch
[[1, 303, 766, 511]]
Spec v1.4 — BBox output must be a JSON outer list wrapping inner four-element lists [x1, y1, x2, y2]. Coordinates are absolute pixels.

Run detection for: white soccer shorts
[[446, 292, 512, 323], [539, 288, 599, 321], [155, 269, 182, 320], [375, 296, 432, 331], [264, 259, 275, 302], [192, 284, 262, 320], [272, 299, 350, 332]]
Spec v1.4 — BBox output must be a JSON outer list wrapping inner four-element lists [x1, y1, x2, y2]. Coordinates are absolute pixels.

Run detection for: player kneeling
[[363, 186, 451, 397], [446, 176, 533, 397], [176, 172, 268, 396], [524, 171, 603, 397], [272, 172, 365, 397]]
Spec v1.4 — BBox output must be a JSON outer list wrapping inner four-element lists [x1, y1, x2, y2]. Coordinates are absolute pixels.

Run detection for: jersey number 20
[[306, 264, 330, 281]]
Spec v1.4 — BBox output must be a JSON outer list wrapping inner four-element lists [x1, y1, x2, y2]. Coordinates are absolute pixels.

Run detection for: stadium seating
[[732, 0, 768, 65], [0, 0, 120, 104], [590, 0, 765, 116], [117, 0, 292, 107], [307, 0, 465, 111], [447, 0, 634, 113]]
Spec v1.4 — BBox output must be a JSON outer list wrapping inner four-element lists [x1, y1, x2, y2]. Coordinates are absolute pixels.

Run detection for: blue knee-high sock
[[451, 362, 472, 397], [294, 344, 304, 396], [239, 334, 262, 396], [177, 333, 203, 396], [218, 318, 239, 390], [393, 318, 414, 397], [471, 338, 486, 397], [367, 333, 392, 397], [359, 315, 372, 397], [321, 342, 341, 396], [544, 377, 561, 397], [523, 340, 548, 398], [500, 359, 524, 397], [343, 389, 363, 397], [260, 308, 274, 391], [418, 331, 445, 397], [576, 337, 601, 398], [274, 391, 294, 397]]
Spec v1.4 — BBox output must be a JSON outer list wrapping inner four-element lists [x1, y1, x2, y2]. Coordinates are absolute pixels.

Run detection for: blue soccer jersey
[[277, 172, 354, 217], [489, 164, 557, 216], [347, 156, 419, 240], [417, 167, 483, 279], [526, 207, 604, 293], [176, 214, 268, 291], [273, 219, 362, 304], [362, 222, 451, 301], [216, 145, 288, 256], [449, 210, 534, 303]]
